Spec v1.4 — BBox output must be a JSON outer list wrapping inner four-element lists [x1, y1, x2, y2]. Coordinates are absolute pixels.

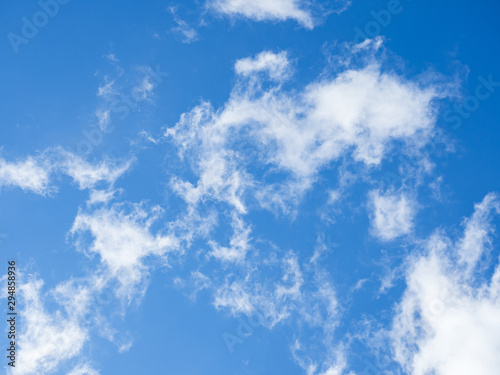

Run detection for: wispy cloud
[[67, 363, 100, 375], [209, 213, 252, 262], [169, 7, 199, 44], [0, 148, 134, 196]]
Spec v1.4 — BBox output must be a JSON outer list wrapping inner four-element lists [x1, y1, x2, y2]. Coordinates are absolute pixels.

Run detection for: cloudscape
[[1, 1, 500, 374]]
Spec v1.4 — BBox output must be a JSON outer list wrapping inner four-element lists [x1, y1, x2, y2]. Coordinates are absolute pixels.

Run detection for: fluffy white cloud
[[368, 189, 416, 241], [208, 0, 347, 28], [210, 0, 313, 27], [390, 192, 500, 375], [0, 156, 52, 195]]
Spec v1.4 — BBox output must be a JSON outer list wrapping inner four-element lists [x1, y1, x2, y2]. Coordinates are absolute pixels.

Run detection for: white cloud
[[12, 278, 90, 375], [58, 150, 134, 190], [167, 104, 252, 212], [10, 272, 127, 375], [235, 50, 292, 81], [292, 341, 353, 375], [117, 340, 133, 353], [390, 192, 500, 375], [369, 189, 416, 241], [208, 0, 345, 29], [0, 149, 134, 196], [169, 8, 199, 44], [171, 18, 199, 43], [87, 189, 119, 206], [0, 156, 52, 195], [214, 279, 256, 316], [456, 192, 500, 276], [67, 363, 100, 375], [70, 202, 178, 301]]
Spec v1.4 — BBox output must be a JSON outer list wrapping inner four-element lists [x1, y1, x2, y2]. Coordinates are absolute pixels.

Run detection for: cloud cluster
[[2, 42, 464, 375], [163, 44, 455, 374], [70, 202, 178, 301], [9, 198, 178, 374], [167, 46, 445, 215]]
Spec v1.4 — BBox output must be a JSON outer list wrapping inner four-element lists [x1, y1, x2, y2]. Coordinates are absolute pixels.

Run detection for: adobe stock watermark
[[74, 65, 167, 157], [444, 74, 500, 130], [305, 234, 337, 271], [353, 0, 413, 44], [7, 0, 72, 54], [223, 307, 267, 354], [426, 287, 450, 321]]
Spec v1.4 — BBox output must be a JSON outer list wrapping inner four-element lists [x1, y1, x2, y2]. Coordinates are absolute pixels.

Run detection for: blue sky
[[1, 0, 500, 374]]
